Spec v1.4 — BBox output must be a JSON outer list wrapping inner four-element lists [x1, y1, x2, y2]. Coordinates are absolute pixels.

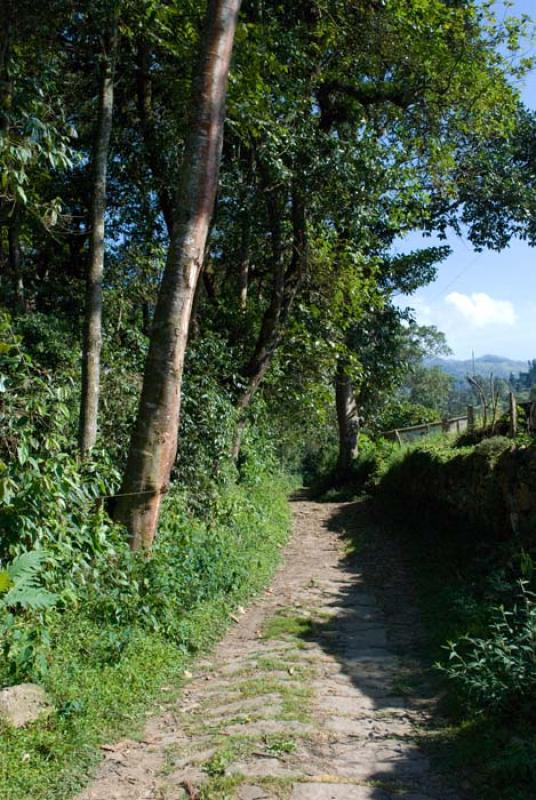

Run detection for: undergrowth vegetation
[[0, 310, 293, 800], [0, 470, 291, 800]]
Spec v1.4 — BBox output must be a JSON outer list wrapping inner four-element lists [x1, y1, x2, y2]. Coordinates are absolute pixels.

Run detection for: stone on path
[[237, 787, 273, 800]]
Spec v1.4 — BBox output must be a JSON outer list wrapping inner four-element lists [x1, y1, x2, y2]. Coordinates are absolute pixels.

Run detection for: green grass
[[0, 474, 293, 800], [199, 774, 294, 800], [263, 732, 297, 757], [261, 609, 314, 640], [0, 628, 183, 800]]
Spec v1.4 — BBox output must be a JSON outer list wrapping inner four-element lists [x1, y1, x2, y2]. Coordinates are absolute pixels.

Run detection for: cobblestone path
[[79, 496, 464, 800]]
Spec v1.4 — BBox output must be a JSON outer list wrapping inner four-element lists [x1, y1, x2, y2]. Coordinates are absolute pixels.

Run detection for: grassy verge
[[0, 473, 293, 800]]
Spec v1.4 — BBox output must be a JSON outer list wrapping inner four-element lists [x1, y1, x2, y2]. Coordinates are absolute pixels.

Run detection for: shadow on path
[[292, 495, 466, 800]]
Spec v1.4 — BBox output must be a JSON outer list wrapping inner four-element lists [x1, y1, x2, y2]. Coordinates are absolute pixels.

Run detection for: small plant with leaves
[[440, 582, 536, 714], [0, 550, 57, 682], [0, 550, 57, 611]]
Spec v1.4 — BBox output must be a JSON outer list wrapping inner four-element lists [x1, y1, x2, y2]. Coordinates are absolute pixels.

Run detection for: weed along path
[[79, 495, 463, 800]]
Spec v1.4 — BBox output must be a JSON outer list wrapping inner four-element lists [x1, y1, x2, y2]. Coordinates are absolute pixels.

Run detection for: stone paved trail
[[79, 496, 465, 800]]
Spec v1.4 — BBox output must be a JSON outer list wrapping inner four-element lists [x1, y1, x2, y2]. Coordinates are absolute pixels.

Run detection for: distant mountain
[[425, 355, 528, 383]]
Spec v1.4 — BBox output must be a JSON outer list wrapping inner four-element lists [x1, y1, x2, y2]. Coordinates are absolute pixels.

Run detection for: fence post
[[467, 405, 475, 432], [509, 391, 517, 438]]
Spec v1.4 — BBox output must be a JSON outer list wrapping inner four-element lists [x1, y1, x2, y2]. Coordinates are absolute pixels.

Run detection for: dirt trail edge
[[79, 495, 464, 800]]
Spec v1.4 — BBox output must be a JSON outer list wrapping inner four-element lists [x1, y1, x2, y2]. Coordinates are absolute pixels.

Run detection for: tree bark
[[335, 361, 360, 475], [113, 0, 242, 551], [79, 22, 117, 456]]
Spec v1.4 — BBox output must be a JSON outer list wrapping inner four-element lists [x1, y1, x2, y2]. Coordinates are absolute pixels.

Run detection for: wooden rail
[[383, 394, 536, 444], [382, 415, 469, 444]]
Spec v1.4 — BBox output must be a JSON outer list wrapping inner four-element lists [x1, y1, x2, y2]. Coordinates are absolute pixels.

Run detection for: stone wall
[[380, 436, 536, 540]]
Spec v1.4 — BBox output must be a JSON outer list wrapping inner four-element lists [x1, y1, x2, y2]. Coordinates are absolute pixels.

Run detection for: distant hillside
[[425, 354, 528, 383]]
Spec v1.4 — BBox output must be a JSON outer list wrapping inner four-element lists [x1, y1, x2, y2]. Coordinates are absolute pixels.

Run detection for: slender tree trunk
[[231, 188, 306, 459], [335, 362, 359, 475], [79, 24, 117, 456], [113, 0, 242, 551], [8, 213, 25, 310], [238, 215, 250, 310]]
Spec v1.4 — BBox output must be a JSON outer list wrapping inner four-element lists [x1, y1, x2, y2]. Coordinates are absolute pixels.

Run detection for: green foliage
[[377, 434, 522, 538], [441, 583, 536, 714], [0, 551, 57, 611], [0, 550, 58, 683], [177, 332, 239, 508], [1, 2, 535, 797], [399, 365, 455, 418], [82, 471, 291, 646], [378, 400, 440, 432], [0, 469, 291, 800]]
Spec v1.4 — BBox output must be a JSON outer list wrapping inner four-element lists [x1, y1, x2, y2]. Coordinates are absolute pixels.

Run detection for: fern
[[0, 550, 57, 610]]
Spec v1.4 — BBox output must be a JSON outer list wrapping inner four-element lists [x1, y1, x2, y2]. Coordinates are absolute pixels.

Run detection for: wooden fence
[[382, 393, 536, 445], [382, 415, 469, 444]]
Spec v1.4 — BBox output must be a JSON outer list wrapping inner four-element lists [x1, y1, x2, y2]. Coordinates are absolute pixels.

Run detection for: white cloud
[[445, 292, 517, 328]]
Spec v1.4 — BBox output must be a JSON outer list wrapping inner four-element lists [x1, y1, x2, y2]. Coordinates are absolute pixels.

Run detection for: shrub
[[378, 400, 440, 433], [0, 551, 58, 683], [441, 583, 536, 715], [0, 313, 292, 685]]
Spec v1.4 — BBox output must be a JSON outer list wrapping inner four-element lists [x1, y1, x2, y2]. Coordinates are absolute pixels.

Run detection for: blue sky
[[395, 0, 536, 361]]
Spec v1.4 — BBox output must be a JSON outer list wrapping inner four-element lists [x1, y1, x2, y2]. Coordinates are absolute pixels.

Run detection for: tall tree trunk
[[78, 23, 117, 456], [231, 188, 306, 459], [335, 361, 359, 475], [113, 0, 242, 551]]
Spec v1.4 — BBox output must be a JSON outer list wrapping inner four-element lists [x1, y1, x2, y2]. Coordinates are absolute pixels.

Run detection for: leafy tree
[[401, 365, 455, 418]]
